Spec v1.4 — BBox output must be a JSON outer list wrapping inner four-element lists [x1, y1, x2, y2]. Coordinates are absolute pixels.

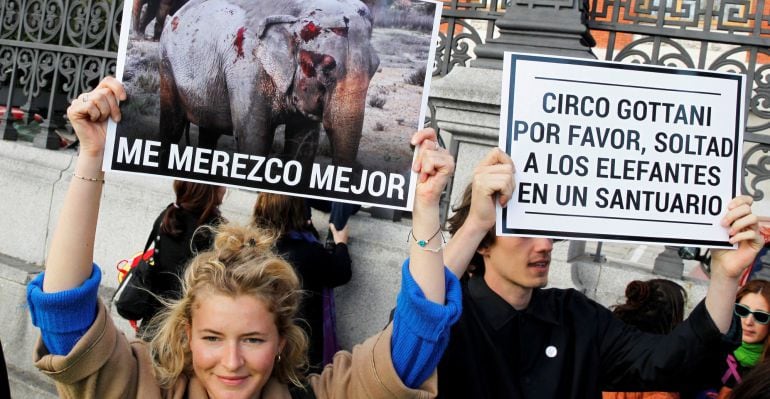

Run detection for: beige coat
[[33, 302, 437, 399]]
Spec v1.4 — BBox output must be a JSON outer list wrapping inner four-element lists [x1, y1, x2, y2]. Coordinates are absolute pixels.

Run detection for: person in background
[[304, 199, 361, 249], [701, 279, 770, 399], [252, 193, 352, 374], [603, 279, 688, 399], [27, 77, 460, 398], [749, 243, 768, 280], [137, 180, 225, 338]]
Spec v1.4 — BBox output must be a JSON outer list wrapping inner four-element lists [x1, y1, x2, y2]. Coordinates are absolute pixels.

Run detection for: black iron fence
[[0, 0, 121, 148], [434, 0, 770, 202], [1, 0, 768, 200]]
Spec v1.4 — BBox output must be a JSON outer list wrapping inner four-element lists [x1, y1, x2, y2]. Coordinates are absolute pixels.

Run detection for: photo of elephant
[[109, 0, 440, 209], [132, 0, 188, 41]]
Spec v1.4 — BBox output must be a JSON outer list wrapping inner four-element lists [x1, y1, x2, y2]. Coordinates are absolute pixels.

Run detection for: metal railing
[[433, 0, 770, 202], [1, 0, 767, 202], [586, 0, 770, 201], [0, 0, 121, 148]]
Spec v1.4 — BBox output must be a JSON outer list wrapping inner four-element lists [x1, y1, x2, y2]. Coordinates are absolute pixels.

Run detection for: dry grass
[[135, 71, 160, 93], [404, 65, 426, 86], [368, 93, 387, 108]]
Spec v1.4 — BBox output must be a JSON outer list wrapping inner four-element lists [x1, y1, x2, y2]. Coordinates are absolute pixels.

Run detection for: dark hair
[[612, 279, 687, 335], [446, 183, 494, 276], [736, 279, 770, 362], [161, 181, 224, 237], [729, 360, 770, 399], [252, 193, 307, 236]]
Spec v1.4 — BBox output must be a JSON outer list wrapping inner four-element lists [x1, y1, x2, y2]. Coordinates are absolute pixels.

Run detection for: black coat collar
[[467, 275, 560, 330]]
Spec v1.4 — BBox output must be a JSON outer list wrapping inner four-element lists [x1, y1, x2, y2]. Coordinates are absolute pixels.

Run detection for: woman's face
[[739, 292, 770, 344], [188, 293, 285, 399]]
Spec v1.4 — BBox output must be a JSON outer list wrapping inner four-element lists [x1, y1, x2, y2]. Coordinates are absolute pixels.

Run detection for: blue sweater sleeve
[[26, 265, 101, 356], [392, 258, 462, 388]]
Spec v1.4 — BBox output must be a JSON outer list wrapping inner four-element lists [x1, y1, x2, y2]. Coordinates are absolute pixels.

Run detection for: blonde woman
[[27, 77, 460, 398]]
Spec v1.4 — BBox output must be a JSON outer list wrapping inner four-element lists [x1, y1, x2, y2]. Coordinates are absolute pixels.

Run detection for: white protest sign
[[104, 0, 444, 211], [498, 53, 746, 248]]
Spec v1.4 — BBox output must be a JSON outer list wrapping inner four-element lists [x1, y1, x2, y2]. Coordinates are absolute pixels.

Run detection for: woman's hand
[[711, 195, 763, 279], [329, 223, 349, 245], [67, 77, 126, 158], [411, 128, 454, 208]]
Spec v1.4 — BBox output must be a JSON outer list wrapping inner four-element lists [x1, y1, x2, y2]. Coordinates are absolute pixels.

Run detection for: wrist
[[710, 266, 741, 282], [409, 225, 445, 253], [74, 155, 105, 184], [76, 149, 104, 165], [463, 217, 493, 240], [413, 197, 440, 212]]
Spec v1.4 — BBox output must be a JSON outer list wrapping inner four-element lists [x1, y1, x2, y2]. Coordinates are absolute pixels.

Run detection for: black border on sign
[[500, 53, 744, 248]]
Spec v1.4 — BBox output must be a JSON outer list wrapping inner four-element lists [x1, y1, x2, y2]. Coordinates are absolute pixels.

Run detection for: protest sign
[[105, 0, 442, 210], [498, 53, 746, 247]]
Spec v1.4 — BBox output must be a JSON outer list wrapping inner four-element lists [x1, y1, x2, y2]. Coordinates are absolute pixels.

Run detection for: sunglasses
[[734, 303, 770, 325]]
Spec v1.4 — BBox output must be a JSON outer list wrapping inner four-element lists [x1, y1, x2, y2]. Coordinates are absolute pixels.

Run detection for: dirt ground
[[117, 25, 432, 175]]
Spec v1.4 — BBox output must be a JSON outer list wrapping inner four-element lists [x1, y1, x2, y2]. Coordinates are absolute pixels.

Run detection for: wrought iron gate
[[0, 0, 121, 148], [435, 0, 770, 201], [1, 0, 768, 201]]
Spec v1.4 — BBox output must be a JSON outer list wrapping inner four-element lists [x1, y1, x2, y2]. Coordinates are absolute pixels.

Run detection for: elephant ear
[[368, 50, 380, 79], [256, 15, 298, 95]]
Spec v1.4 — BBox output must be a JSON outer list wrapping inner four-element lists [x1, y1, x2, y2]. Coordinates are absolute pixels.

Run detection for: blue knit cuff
[[27, 264, 101, 355], [394, 258, 462, 343]]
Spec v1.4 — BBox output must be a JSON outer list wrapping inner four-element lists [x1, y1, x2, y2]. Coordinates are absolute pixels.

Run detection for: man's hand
[[711, 195, 763, 280], [466, 148, 515, 234]]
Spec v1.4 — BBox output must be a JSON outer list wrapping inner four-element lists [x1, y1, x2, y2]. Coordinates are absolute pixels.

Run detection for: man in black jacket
[[437, 148, 763, 398]]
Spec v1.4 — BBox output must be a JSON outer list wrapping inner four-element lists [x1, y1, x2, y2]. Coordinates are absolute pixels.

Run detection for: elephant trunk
[[323, 70, 370, 167]]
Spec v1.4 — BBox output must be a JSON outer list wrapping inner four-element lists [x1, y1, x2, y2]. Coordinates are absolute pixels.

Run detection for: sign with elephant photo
[[105, 0, 442, 210]]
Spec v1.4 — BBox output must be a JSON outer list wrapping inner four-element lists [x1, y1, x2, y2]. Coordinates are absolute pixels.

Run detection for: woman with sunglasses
[[704, 279, 770, 398]]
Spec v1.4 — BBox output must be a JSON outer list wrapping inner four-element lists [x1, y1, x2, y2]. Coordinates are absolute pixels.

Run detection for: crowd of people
[[18, 77, 770, 398]]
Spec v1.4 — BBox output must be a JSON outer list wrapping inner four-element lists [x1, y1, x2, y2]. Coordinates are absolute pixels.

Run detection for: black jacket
[[141, 206, 220, 330], [0, 340, 9, 399], [437, 276, 739, 399], [276, 235, 352, 374]]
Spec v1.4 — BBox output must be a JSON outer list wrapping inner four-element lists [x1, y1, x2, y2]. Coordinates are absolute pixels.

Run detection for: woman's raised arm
[[408, 128, 455, 303], [43, 77, 125, 293]]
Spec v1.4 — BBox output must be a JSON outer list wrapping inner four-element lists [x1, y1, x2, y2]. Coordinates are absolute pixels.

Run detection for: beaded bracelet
[[408, 226, 446, 253], [72, 173, 105, 184]]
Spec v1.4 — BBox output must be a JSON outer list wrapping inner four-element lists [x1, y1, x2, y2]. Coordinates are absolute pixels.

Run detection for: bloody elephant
[[158, 0, 380, 168], [132, 0, 188, 40]]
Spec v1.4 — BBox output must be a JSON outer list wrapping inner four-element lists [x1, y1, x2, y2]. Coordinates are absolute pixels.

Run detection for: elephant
[[158, 0, 380, 168], [132, 0, 188, 40]]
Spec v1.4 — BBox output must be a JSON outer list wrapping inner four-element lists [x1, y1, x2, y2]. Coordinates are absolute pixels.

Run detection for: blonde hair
[[148, 223, 308, 388]]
